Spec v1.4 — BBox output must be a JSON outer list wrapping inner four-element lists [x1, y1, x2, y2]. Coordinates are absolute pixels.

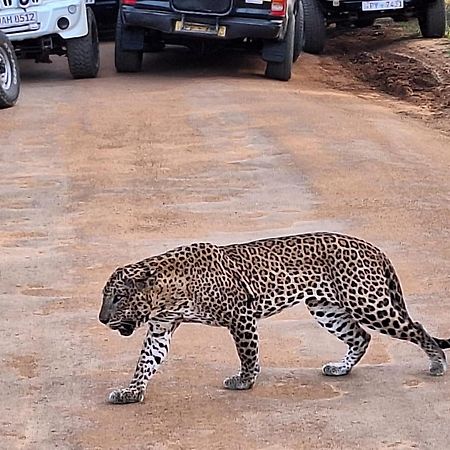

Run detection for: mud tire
[[265, 13, 295, 82], [67, 8, 100, 79], [115, 13, 143, 73], [418, 0, 446, 38], [293, 0, 305, 62], [303, 0, 326, 54], [0, 31, 20, 108]]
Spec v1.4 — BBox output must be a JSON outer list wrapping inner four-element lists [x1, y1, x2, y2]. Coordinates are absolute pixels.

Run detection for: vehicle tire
[[293, 0, 305, 62], [66, 8, 100, 79], [302, 0, 326, 54], [115, 13, 143, 73], [0, 31, 20, 109], [265, 13, 295, 81], [418, 0, 446, 38]]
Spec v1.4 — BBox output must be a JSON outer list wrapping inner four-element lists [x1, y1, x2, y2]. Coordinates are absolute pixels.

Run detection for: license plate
[[362, 0, 403, 10], [0, 11, 38, 29], [175, 20, 226, 37]]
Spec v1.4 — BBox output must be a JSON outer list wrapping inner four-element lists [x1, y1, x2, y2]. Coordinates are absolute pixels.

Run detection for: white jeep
[[0, 0, 100, 79]]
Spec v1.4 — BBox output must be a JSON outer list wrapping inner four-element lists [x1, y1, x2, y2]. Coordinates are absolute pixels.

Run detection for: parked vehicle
[[0, 30, 19, 108], [0, 0, 100, 79], [303, 0, 447, 55], [115, 0, 305, 81], [92, 0, 118, 38]]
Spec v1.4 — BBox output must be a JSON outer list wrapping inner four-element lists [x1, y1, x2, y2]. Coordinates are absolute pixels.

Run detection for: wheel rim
[[0, 46, 13, 91]]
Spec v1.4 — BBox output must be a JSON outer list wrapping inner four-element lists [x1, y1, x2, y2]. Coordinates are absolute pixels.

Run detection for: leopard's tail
[[433, 338, 450, 350]]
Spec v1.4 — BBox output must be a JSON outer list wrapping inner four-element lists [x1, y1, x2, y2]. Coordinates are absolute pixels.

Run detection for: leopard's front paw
[[223, 374, 255, 390], [322, 362, 351, 377], [430, 359, 447, 376], [108, 387, 145, 404]]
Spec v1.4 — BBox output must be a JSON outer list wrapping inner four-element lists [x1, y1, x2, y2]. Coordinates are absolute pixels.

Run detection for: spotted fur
[[99, 232, 449, 404]]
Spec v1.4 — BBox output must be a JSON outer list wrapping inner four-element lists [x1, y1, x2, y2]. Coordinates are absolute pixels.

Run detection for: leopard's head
[[99, 261, 189, 336]]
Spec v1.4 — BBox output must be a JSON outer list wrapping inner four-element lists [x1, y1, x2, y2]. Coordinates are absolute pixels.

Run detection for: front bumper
[[0, 1, 89, 42], [122, 7, 284, 40]]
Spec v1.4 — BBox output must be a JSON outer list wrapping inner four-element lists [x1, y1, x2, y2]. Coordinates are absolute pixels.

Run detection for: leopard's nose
[[99, 305, 111, 324], [99, 315, 109, 324]]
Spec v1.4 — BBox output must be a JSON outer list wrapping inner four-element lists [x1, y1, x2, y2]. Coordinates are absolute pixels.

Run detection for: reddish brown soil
[[323, 21, 450, 133]]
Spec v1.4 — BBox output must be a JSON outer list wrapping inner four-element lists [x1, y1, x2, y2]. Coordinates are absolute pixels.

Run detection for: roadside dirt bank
[[322, 20, 450, 134]]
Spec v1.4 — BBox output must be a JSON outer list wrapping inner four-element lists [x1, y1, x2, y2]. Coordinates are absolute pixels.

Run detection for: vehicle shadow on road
[[18, 59, 78, 84], [139, 46, 267, 80], [16, 43, 279, 83]]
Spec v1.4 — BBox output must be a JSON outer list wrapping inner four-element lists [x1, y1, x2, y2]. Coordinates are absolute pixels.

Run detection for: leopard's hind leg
[[351, 258, 447, 376], [307, 258, 447, 376], [360, 309, 447, 376], [306, 297, 372, 376]]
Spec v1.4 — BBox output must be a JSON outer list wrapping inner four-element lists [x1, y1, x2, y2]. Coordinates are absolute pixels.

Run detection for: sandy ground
[[0, 39, 449, 450]]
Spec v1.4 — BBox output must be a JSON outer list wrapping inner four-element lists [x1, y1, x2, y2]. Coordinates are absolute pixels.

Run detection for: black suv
[[115, 0, 304, 81], [301, 0, 447, 54]]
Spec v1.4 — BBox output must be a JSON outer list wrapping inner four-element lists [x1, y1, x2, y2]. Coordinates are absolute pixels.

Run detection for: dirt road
[[1, 42, 449, 450]]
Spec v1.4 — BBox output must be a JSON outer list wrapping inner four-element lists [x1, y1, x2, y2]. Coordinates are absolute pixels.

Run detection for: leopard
[[99, 232, 450, 404]]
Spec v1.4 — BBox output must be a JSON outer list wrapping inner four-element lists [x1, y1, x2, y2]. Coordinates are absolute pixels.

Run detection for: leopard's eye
[[112, 295, 125, 304]]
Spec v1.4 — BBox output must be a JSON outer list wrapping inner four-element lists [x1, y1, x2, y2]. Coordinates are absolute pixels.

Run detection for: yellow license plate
[[175, 21, 226, 37]]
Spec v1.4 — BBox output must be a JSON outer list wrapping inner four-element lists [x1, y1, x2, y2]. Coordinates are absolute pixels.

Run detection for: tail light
[[122, 0, 137, 5], [270, 0, 287, 16]]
